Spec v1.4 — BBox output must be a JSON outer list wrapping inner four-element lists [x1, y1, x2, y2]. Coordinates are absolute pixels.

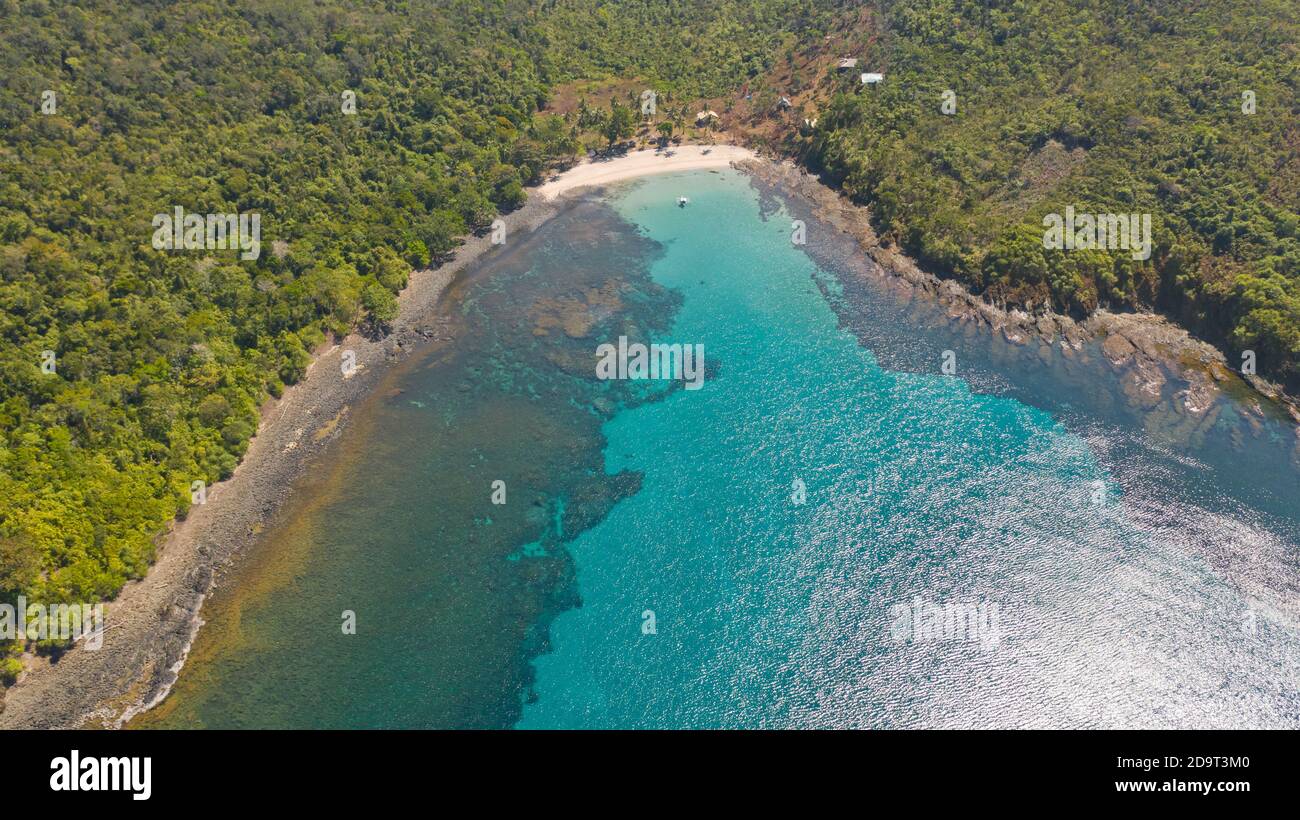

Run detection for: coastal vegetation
[[0, 0, 815, 679], [0, 0, 569, 670], [1, 0, 1297, 692], [788, 0, 1300, 387]]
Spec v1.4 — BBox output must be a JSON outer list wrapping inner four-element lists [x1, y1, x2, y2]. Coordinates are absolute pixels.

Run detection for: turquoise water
[[143, 168, 1300, 728], [521, 171, 1300, 728]]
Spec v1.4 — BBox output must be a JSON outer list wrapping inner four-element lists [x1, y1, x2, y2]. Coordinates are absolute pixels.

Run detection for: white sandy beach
[[535, 144, 758, 199]]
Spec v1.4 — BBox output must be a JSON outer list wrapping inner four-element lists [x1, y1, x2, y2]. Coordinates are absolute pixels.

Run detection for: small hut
[[836, 57, 858, 71]]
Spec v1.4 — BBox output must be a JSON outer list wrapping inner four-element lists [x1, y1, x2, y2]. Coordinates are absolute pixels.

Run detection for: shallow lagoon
[[141, 170, 1300, 729]]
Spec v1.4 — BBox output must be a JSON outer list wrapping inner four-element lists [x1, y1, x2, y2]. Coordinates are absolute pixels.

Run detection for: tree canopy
[[1, 0, 1297, 687]]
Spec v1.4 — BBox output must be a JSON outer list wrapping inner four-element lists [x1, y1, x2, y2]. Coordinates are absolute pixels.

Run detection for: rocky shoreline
[[0, 196, 565, 729], [5, 150, 1294, 729], [740, 157, 1300, 432]]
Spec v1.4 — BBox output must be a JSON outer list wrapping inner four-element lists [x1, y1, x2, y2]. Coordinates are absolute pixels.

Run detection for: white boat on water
[[678, 196, 690, 207]]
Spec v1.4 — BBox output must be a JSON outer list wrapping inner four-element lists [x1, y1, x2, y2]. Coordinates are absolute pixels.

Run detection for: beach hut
[[695, 110, 719, 125]]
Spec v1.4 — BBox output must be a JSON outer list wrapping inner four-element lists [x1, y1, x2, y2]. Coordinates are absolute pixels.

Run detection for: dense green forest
[[1, 0, 1298, 686], [796, 0, 1300, 386], [0, 1, 556, 653], [0, 0, 816, 681], [538, 0, 834, 97]]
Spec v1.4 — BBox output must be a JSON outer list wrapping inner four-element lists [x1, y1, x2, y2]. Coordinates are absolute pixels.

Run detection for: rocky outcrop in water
[[739, 158, 1300, 433]]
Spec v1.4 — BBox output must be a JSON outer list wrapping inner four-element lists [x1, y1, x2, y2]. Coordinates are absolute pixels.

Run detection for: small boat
[[677, 196, 690, 207]]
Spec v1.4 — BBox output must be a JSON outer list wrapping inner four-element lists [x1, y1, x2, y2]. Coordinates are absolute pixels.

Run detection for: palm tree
[[656, 120, 674, 146]]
